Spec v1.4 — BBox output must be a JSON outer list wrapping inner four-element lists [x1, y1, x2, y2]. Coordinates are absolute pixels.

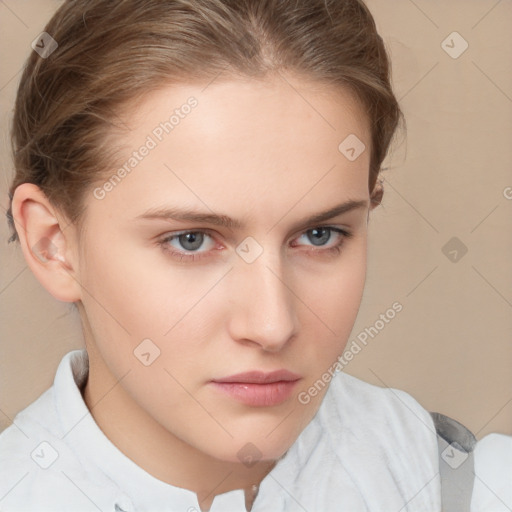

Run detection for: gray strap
[[430, 412, 477, 512]]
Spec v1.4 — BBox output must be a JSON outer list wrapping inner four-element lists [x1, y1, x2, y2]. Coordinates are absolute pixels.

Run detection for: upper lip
[[212, 370, 301, 384]]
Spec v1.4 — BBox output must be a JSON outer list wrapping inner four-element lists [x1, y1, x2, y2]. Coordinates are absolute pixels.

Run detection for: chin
[[206, 428, 299, 466]]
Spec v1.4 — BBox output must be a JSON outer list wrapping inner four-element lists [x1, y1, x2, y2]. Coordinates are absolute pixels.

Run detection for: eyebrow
[[135, 199, 368, 231]]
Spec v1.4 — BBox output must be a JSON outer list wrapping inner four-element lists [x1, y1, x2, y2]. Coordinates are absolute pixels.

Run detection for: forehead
[[88, 74, 371, 223], [116, 72, 370, 159]]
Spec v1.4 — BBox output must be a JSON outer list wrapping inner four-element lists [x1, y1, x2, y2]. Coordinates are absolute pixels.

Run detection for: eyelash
[[157, 226, 353, 263]]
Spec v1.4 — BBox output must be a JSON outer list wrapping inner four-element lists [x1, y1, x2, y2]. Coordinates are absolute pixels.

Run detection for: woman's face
[[76, 73, 372, 464]]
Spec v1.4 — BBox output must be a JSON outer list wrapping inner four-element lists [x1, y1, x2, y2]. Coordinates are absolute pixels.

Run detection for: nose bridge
[[229, 242, 297, 351]]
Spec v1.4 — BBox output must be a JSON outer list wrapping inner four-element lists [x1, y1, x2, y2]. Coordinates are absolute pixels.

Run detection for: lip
[[210, 370, 302, 407], [212, 370, 302, 384]]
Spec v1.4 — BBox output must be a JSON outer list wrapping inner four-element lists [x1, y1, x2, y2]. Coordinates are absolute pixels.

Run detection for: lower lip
[[210, 380, 300, 407]]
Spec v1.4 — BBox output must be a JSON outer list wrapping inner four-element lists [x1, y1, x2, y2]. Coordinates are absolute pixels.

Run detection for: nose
[[227, 249, 298, 352]]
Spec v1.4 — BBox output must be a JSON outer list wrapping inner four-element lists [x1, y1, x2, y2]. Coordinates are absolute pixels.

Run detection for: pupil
[[310, 228, 329, 246], [180, 232, 203, 251]]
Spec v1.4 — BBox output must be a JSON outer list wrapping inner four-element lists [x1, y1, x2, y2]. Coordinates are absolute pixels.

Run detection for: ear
[[369, 179, 384, 210], [11, 183, 82, 302]]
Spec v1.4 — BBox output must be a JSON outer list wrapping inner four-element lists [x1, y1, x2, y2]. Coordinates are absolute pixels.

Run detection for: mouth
[[210, 370, 302, 407]]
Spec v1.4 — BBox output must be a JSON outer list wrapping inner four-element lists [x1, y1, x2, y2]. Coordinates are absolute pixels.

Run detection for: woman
[[1, 1, 509, 511]]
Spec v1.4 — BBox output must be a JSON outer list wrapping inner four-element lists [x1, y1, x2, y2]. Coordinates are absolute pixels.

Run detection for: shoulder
[[0, 351, 121, 511], [317, 371, 441, 508], [327, 370, 437, 438], [0, 386, 58, 468], [0, 388, 70, 510]]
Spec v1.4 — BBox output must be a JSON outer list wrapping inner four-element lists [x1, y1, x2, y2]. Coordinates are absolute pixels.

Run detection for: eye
[[158, 231, 216, 261], [293, 227, 351, 250], [157, 226, 352, 263]]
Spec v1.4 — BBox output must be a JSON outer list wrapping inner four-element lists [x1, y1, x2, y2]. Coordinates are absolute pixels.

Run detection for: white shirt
[[0, 348, 501, 512], [472, 434, 512, 511]]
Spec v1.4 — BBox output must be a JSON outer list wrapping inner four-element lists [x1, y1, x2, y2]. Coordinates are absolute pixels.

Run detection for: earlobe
[[11, 183, 82, 303]]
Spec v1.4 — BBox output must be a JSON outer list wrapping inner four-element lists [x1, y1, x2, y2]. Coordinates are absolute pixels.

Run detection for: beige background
[[0, 0, 511, 439]]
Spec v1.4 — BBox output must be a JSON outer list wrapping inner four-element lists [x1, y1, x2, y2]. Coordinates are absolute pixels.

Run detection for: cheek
[[77, 242, 221, 422], [299, 234, 367, 328], [293, 236, 367, 379], [78, 238, 226, 365]]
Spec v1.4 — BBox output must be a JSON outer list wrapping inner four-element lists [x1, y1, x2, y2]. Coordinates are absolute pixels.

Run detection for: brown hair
[[6, 0, 404, 242]]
